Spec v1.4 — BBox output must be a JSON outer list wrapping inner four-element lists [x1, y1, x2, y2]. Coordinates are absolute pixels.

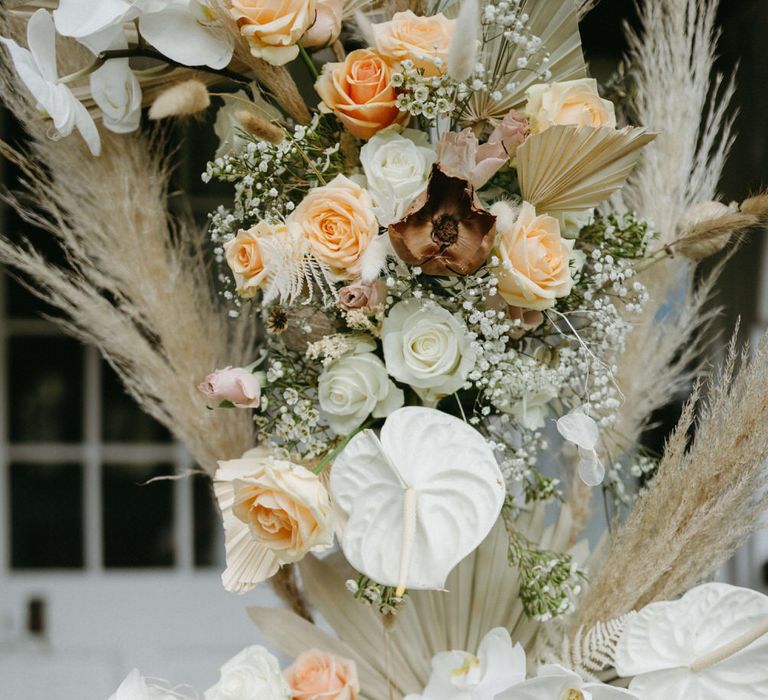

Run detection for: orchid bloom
[[556, 406, 605, 487], [498, 664, 638, 700], [0, 10, 101, 155], [53, 0, 234, 70], [405, 628, 527, 700]]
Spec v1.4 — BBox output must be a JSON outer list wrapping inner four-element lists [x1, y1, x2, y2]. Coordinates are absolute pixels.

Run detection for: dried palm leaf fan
[[459, 0, 587, 129], [517, 125, 657, 215], [249, 503, 584, 700]]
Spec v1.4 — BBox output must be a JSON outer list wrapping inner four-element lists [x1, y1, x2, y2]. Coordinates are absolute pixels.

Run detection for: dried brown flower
[[388, 167, 496, 276]]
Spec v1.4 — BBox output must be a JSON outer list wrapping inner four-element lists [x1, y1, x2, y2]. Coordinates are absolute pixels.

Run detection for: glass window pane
[[101, 361, 171, 442], [102, 463, 175, 568], [8, 336, 84, 442], [10, 463, 84, 569], [193, 472, 222, 568]]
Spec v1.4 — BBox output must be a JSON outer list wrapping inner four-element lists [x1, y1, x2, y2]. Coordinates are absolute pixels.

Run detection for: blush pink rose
[[198, 367, 261, 408], [337, 279, 385, 310], [284, 650, 359, 700]]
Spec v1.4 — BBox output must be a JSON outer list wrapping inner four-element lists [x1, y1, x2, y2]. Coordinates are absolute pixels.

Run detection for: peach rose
[[284, 650, 359, 700], [372, 10, 455, 77], [230, 0, 316, 66], [224, 222, 284, 298], [525, 78, 617, 133], [315, 48, 404, 140], [301, 0, 343, 49], [215, 453, 334, 591], [290, 175, 378, 278], [491, 201, 575, 310]]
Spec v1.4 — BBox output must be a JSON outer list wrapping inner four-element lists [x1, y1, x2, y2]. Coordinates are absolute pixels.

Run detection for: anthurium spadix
[[330, 406, 505, 594], [615, 583, 768, 699]]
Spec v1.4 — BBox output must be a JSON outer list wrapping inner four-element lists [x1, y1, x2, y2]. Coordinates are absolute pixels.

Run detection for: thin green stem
[[313, 419, 375, 474], [298, 44, 319, 81]]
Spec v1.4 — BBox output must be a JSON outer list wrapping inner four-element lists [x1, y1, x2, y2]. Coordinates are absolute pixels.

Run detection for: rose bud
[[198, 367, 261, 408]]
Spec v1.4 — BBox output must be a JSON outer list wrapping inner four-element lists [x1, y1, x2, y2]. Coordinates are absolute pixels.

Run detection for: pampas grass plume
[[235, 110, 285, 144], [148, 79, 211, 120], [447, 0, 479, 82]]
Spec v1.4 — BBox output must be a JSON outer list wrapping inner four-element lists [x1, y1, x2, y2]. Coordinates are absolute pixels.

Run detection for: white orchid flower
[[499, 664, 638, 700], [0, 10, 101, 155], [556, 406, 605, 486], [54, 0, 234, 70], [405, 628, 527, 700]]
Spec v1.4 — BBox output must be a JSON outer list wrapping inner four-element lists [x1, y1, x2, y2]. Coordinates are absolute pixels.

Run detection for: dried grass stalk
[[148, 79, 211, 120], [577, 329, 768, 628]]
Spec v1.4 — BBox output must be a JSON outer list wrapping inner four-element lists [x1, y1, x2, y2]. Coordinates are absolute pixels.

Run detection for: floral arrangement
[[2, 1, 768, 699]]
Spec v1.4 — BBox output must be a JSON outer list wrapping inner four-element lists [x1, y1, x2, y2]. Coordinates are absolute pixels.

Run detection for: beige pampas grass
[[148, 79, 211, 120], [577, 328, 768, 629]]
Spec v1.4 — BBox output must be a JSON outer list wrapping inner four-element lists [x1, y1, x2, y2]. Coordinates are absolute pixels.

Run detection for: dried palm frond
[[576, 0, 600, 19], [517, 125, 656, 215], [250, 503, 585, 700], [577, 329, 768, 629], [461, 0, 587, 129]]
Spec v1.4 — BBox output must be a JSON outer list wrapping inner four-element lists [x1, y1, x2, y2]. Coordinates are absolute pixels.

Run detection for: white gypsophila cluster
[[392, 58, 456, 124], [456, 1, 552, 102]]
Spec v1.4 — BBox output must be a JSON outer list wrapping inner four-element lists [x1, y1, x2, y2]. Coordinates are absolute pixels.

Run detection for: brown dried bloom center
[[432, 213, 460, 246]]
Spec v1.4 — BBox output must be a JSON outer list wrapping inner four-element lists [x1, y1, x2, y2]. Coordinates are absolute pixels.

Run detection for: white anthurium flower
[[404, 628, 527, 700], [556, 406, 605, 487], [54, 0, 234, 70], [614, 583, 768, 700], [360, 127, 436, 226], [109, 669, 179, 700], [0, 10, 101, 156], [507, 386, 557, 430], [330, 406, 505, 595], [498, 664, 639, 700]]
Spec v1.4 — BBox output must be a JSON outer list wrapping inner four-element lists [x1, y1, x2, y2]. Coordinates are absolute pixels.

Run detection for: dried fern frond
[[542, 613, 636, 682], [577, 328, 768, 629]]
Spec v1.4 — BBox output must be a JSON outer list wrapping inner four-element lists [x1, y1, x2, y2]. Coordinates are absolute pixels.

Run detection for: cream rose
[[372, 10, 455, 77], [318, 346, 404, 434], [360, 127, 436, 225], [491, 201, 575, 310], [301, 0, 343, 49], [525, 78, 617, 133], [205, 646, 291, 700], [284, 650, 360, 700], [291, 174, 379, 279], [382, 299, 476, 403], [230, 0, 316, 66], [214, 454, 334, 591], [314, 48, 404, 140]]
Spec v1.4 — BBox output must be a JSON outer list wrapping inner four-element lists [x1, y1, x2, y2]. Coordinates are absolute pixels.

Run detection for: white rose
[[556, 208, 595, 238], [382, 299, 476, 403], [205, 646, 290, 700], [360, 127, 436, 226], [319, 348, 404, 434], [109, 669, 177, 700]]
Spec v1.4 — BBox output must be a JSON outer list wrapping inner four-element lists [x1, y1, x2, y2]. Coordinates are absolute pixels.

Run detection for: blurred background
[[0, 1, 766, 698]]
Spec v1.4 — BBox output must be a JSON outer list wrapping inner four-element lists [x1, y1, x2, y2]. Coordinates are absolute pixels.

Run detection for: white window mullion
[[0, 274, 9, 574], [174, 444, 194, 573], [84, 346, 103, 573]]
